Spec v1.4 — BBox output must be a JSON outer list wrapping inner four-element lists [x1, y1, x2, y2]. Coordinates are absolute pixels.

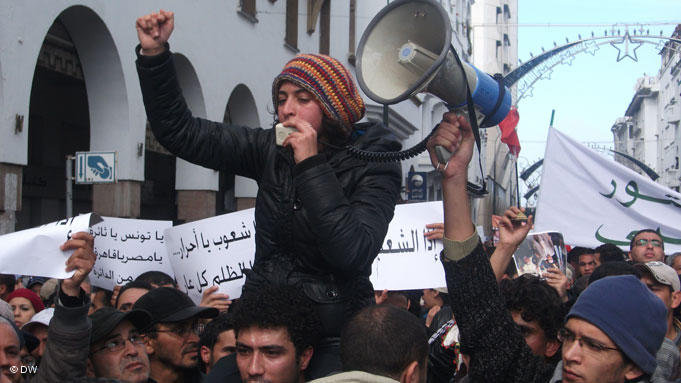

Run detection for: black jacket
[[442, 242, 556, 382], [136, 47, 402, 331], [27, 288, 91, 382]]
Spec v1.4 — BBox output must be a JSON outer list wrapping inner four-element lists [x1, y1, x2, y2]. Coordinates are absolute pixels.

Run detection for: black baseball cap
[[132, 287, 218, 325], [89, 307, 152, 345]]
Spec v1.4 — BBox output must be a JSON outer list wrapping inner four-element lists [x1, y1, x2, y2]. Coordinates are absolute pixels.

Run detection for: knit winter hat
[[272, 54, 365, 128], [566, 275, 666, 375], [7, 288, 45, 313]]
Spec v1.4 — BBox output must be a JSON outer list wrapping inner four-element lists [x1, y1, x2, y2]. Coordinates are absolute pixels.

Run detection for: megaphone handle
[[435, 146, 451, 165], [434, 106, 482, 165]]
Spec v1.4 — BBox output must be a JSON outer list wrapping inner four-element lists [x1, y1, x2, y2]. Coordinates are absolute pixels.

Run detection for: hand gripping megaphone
[[355, 0, 511, 165]]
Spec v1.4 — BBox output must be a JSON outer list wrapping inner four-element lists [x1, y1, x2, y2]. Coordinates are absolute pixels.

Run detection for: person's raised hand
[[426, 113, 475, 182], [374, 289, 389, 305], [199, 285, 232, 313], [281, 117, 318, 163], [136, 9, 174, 56], [424, 223, 445, 241], [497, 206, 533, 251], [60, 231, 96, 297], [425, 304, 442, 328], [110, 284, 122, 307], [544, 268, 569, 302]]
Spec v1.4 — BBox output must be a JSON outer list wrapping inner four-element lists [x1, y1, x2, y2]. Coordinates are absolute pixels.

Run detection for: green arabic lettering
[[605, 179, 681, 209], [659, 229, 681, 245], [623, 227, 681, 245], [594, 224, 630, 246], [599, 180, 617, 199], [618, 181, 639, 207], [635, 189, 681, 209]]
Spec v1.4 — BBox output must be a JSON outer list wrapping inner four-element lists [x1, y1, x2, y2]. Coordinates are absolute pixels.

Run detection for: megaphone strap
[[479, 73, 507, 128], [451, 46, 487, 196]]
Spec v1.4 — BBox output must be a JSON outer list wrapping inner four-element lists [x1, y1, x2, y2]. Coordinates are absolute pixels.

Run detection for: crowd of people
[[2, 9, 681, 383], [3, 214, 680, 383]]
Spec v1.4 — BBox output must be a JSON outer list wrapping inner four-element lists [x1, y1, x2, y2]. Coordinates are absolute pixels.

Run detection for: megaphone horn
[[356, 0, 512, 163]]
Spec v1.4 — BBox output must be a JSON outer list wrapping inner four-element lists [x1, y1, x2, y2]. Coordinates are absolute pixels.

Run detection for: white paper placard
[[89, 217, 173, 290], [0, 214, 101, 279], [370, 201, 446, 290], [164, 209, 256, 304]]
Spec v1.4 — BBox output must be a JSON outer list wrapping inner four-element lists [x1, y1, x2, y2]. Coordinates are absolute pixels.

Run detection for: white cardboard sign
[[370, 201, 446, 290], [0, 214, 101, 279], [89, 217, 173, 290], [164, 209, 256, 303]]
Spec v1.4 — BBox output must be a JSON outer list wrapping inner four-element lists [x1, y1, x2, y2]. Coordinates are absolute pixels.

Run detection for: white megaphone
[[356, 0, 511, 164]]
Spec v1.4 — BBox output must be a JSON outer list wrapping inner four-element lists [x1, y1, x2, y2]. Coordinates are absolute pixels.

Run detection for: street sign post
[[75, 151, 117, 184], [407, 171, 428, 201]]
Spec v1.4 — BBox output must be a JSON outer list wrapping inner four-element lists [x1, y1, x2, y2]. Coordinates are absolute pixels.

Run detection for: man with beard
[[134, 287, 218, 383], [87, 307, 153, 383]]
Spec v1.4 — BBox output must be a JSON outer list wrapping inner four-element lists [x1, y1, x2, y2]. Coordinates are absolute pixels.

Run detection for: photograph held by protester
[[135, 9, 404, 377]]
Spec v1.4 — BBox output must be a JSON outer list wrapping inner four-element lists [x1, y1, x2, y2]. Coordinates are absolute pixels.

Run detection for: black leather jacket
[[136, 47, 402, 333]]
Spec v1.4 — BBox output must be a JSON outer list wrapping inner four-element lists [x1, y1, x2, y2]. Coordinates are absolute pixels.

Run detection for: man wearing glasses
[[629, 230, 665, 264], [133, 287, 218, 383], [426, 113, 668, 382], [88, 307, 153, 382]]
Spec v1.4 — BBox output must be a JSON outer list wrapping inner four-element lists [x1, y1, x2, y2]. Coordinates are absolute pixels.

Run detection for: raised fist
[[135, 9, 174, 56]]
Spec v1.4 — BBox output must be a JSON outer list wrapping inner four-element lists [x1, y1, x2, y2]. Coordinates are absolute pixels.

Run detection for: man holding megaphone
[[134, 9, 463, 379]]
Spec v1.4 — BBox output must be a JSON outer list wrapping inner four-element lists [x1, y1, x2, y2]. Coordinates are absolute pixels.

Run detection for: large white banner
[[370, 201, 445, 290], [90, 217, 173, 290], [0, 214, 102, 278], [164, 209, 256, 304], [534, 127, 681, 253]]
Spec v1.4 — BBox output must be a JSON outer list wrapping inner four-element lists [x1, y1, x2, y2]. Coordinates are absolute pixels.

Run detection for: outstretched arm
[[134, 10, 270, 180], [489, 207, 533, 282], [425, 113, 476, 243], [427, 113, 553, 382], [33, 232, 95, 382]]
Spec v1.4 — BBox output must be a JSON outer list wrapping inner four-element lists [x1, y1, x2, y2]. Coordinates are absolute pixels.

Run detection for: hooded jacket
[[135, 47, 402, 332]]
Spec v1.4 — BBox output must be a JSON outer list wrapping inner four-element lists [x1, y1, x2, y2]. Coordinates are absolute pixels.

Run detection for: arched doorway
[[18, 17, 91, 229], [18, 5, 132, 228], [218, 84, 260, 213]]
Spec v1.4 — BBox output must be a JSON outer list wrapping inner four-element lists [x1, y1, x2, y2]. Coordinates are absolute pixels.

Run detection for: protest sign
[[164, 209, 255, 304], [370, 201, 445, 290], [512, 231, 567, 277], [89, 217, 173, 290], [0, 214, 101, 279], [534, 128, 681, 252]]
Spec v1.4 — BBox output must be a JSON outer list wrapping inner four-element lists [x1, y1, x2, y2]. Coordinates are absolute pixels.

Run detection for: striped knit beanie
[[272, 54, 365, 128]]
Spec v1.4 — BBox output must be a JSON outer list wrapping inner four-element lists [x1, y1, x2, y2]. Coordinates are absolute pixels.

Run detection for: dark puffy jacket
[[27, 288, 91, 382], [136, 47, 402, 332]]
